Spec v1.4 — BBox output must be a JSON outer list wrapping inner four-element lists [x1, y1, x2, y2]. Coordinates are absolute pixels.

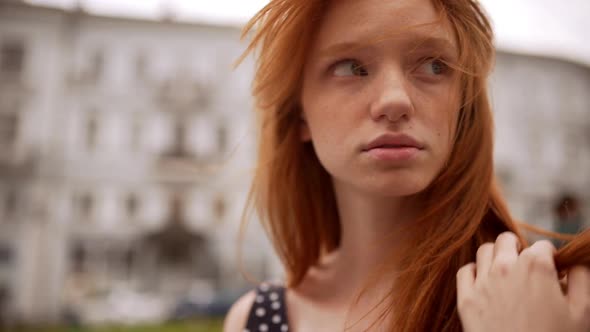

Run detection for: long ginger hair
[[237, 0, 590, 331]]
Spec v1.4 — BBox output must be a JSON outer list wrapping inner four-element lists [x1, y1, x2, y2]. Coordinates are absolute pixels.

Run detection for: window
[[4, 190, 17, 220], [217, 124, 227, 153], [0, 113, 18, 147], [213, 195, 226, 221], [70, 243, 86, 273], [77, 193, 94, 219], [1, 40, 25, 75], [126, 193, 139, 219], [135, 52, 147, 80], [0, 246, 12, 265], [130, 121, 142, 152], [169, 120, 188, 157], [196, 87, 211, 109], [124, 249, 135, 276], [89, 51, 104, 82], [86, 117, 98, 151]]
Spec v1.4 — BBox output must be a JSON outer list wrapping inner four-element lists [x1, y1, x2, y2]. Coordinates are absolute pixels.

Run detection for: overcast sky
[[25, 0, 590, 66]]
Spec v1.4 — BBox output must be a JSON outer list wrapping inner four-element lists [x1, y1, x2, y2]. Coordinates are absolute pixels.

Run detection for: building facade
[[0, 1, 273, 324], [0, 0, 589, 325], [491, 52, 590, 231]]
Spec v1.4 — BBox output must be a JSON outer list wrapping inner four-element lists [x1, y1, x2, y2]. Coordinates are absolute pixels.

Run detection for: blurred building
[[0, 0, 273, 325], [0, 0, 589, 326], [491, 53, 590, 231]]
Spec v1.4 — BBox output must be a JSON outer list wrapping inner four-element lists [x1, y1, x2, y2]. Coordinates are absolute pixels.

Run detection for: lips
[[362, 134, 424, 162], [363, 133, 424, 151]]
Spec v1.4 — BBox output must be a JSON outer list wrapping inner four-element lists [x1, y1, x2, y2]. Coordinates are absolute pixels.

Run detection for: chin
[[358, 171, 435, 198], [371, 182, 429, 198]]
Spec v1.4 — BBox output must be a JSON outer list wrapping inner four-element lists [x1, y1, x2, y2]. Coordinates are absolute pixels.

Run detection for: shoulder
[[223, 290, 256, 332]]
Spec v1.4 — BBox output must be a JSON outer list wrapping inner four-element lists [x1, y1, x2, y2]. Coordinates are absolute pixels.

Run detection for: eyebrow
[[408, 36, 456, 55], [317, 42, 376, 59], [317, 34, 457, 59]]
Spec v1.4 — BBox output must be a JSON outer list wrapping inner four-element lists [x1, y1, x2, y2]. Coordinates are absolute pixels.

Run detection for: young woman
[[225, 0, 590, 331]]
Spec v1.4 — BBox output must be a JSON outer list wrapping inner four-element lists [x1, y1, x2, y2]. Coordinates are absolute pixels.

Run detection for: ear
[[299, 113, 311, 142]]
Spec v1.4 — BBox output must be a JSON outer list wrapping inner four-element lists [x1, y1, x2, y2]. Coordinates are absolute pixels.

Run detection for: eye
[[419, 58, 449, 76], [332, 59, 368, 77]]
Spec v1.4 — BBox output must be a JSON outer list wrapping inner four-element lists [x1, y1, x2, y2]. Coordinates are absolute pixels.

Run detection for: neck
[[330, 179, 419, 295]]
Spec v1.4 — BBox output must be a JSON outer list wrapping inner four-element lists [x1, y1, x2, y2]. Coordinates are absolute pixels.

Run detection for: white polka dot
[[280, 324, 289, 331], [269, 292, 279, 301], [271, 301, 281, 310], [255, 295, 264, 303], [260, 283, 270, 292], [272, 314, 281, 324], [255, 307, 266, 317], [259, 323, 269, 332]]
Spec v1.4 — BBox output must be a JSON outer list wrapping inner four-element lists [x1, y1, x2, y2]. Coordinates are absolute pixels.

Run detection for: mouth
[[362, 133, 424, 162], [362, 133, 424, 152], [366, 144, 419, 149]]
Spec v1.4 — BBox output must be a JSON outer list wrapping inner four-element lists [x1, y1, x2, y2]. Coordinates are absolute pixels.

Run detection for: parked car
[[169, 288, 248, 320]]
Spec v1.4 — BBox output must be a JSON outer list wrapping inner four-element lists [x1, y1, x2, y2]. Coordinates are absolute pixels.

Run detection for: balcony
[[155, 75, 212, 114]]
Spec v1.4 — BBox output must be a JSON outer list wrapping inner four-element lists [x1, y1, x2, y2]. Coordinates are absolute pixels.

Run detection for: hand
[[456, 232, 590, 332]]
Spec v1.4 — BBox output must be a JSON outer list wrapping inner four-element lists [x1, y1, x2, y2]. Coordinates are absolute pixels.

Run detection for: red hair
[[237, 0, 590, 331]]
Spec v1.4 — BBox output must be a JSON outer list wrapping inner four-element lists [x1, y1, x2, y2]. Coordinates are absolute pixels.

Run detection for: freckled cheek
[[422, 114, 454, 156], [305, 113, 344, 148], [317, 119, 349, 147], [307, 115, 355, 161], [308, 93, 353, 125]]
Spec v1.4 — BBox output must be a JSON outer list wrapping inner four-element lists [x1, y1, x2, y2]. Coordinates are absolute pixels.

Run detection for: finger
[[476, 243, 494, 281], [518, 240, 558, 280], [491, 232, 520, 275], [566, 265, 590, 310], [457, 263, 476, 298]]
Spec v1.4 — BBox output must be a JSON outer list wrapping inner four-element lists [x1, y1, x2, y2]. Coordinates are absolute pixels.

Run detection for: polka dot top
[[244, 283, 290, 332]]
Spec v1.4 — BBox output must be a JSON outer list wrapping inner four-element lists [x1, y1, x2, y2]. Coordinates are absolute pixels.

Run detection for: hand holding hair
[[457, 231, 590, 332]]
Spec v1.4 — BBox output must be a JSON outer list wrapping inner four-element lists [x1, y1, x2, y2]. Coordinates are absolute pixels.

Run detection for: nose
[[369, 67, 414, 123]]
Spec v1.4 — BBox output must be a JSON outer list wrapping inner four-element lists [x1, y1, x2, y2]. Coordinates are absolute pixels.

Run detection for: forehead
[[312, 0, 456, 54]]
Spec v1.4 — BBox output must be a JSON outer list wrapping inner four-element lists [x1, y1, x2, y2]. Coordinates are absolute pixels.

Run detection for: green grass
[[9, 319, 224, 332]]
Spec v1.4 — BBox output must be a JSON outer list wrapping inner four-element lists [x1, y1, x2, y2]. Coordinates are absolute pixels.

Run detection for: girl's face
[[300, 0, 461, 198]]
